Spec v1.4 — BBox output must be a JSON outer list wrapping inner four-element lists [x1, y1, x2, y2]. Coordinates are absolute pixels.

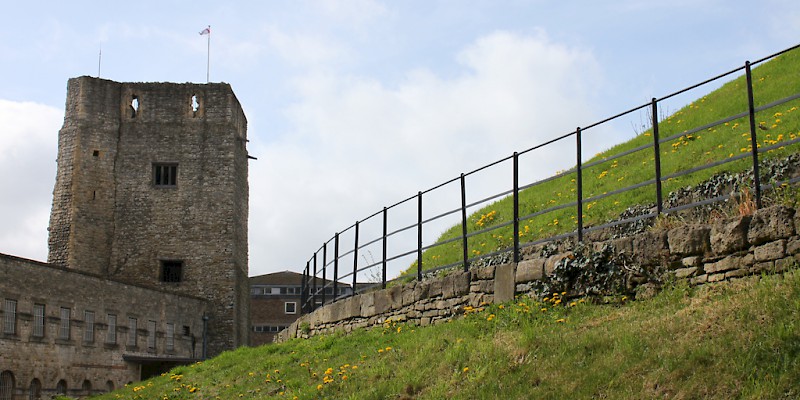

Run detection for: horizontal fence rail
[[301, 43, 800, 312]]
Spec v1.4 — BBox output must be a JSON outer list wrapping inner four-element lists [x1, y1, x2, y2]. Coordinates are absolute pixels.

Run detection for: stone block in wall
[[754, 240, 786, 262], [360, 292, 376, 317], [544, 252, 573, 276], [751, 261, 775, 274], [516, 259, 545, 283], [429, 279, 443, 298], [388, 285, 403, 310], [402, 282, 416, 307], [494, 263, 516, 304], [374, 290, 390, 314], [704, 255, 742, 274], [668, 224, 710, 256], [710, 216, 750, 255], [708, 273, 726, 282], [612, 236, 634, 257], [674, 267, 698, 279], [724, 269, 749, 279], [345, 297, 361, 320], [748, 205, 796, 246], [414, 281, 430, 302], [776, 256, 796, 272], [681, 256, 702, 268], [691, 274, 708, 285], [787, 238, 800, 256], [632, 231, 668, 265], [442, 271, 470, 299], [473, 265, 495, 280]]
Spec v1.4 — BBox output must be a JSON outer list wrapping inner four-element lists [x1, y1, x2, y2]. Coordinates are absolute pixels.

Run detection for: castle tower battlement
[[48, 76, 250, 355]]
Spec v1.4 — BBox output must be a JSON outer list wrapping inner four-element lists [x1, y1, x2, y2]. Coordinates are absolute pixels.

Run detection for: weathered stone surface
[[632, 231, 668, 265], [441, 271, 471, 299], [691, 274, 709, 285], [710, 216, 750, 255], [754, 240, 786, 262], [787, 238, 800, 256], [704, 255, 741, 274], [751, 261, 775, 274], [516, 259, 545, 283], [668, 224, 710, 256], [374, 290, 391, 314], [428, 279, 443, 298], [360, 292, 376, 317], [473, 265, 495, 280], [708, 273, 726, 282], [748, 205, 796, 245], [612, 236, 634, 256], [724, 269, 749, 279], [494, 263, 516, 303], [544, 252, 573, 276], [674, 267, 698, 279], [776, 256, 796, 272], [681, 256, 702, 268]]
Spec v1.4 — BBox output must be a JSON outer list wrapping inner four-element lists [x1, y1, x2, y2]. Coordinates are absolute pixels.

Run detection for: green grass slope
[[406, 47, 800, 276], [97, 271, 800, 399]]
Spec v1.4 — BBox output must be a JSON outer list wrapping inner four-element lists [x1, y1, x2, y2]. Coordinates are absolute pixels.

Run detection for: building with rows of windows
[[0, 76, 251, 399], [249, 271, 352, 346]]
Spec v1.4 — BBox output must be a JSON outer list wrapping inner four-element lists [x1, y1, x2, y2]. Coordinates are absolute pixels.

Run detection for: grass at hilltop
[[95, 270, 800, 399], [403, 47, 800, 277]]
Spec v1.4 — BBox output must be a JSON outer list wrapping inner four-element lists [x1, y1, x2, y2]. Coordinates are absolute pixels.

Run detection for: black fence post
[[745, 61, 763, 209], [417, 191, 423, 281], [312, 252, 317, 311], [576, 127, 583, 242], [460, 174, 469, 272], [352, 221, 359, 297], [651, 98, 663, 214], [333, 233, 339, 302], [382, 207, 388, 290], [301, 263, 308, 313], [321, 243, 327, 306], [513, 152, 520, 262]]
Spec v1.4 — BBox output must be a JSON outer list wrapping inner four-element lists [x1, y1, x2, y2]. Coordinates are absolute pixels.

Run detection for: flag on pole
[[199, 26, 211, 35]]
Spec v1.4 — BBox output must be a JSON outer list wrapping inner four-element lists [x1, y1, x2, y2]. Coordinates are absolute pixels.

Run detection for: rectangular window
[[153, 163, 178, 186], [147, 320, 156, 350], [3, 299, 16, 335], [59, 307, 70, 340], [33, 304, 45, 337], [84, 311, 95, 343], [160, 260, 183, 283], [271, 287, 281, 295], [166, 323, 175, 351], [107, 314, 117, 344], [285, 302, 297, 314], [128, 317, 137, 347]]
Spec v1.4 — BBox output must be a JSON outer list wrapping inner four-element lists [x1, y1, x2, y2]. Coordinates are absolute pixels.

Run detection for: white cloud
[[248, 30, 604, 276], [0, 100, 62, 262]]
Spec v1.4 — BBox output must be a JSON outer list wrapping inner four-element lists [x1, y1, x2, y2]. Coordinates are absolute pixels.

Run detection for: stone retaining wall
[[276, 205, 799, 342]]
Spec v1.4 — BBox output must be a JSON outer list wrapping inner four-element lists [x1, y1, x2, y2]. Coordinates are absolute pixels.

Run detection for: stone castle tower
[[47, 76, 250, 355]]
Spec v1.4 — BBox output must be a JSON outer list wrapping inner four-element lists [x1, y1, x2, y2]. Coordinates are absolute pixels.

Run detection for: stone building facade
[[0, 76, 250, 399]]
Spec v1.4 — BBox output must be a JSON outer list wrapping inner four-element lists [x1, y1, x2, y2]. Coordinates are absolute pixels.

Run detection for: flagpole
[[206, 25, 210, 83], [98, 45, 102, 78]]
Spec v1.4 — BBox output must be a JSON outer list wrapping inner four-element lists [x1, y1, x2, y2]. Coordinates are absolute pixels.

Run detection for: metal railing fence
[[300, 43, 800, 313]]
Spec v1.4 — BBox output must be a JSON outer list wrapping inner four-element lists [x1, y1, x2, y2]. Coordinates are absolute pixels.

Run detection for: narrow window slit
[[131, 96, 139, 118], [191, 95, 199, 116]]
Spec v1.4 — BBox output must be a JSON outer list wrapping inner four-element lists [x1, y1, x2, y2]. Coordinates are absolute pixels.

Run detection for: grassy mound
[[96, 270, 800, 399]]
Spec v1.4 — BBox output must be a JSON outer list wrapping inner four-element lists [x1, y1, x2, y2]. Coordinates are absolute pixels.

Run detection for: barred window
[[160, 261, 183, 283], [285, 302, 297, 314], [59, 307, 71, 340], [2, 299, 16, 335], [106, 314, 117, 344], [147, 320, 156, 350], [166, 323, 175, 351], [28, 378, 41, 400], [84, 311, 95, 343], [0, 371, 14, 400], [32, 304, 45, 338], [128, 318, 137, 347], [153, 164, 178, 187]]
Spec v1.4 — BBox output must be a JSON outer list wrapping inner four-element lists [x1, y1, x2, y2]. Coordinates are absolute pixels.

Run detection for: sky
[[1, 0, 798, 279]]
